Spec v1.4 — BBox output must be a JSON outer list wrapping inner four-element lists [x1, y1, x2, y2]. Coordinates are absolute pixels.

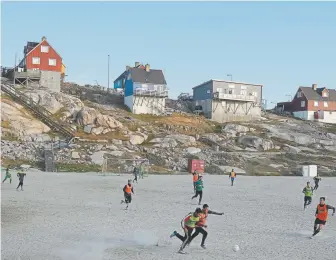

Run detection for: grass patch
[[56, 162, 101, 172], [1, 120, 10, 128], [1, 134, 19, 141], [75, 129, 129, 141], [53, 107, 68, 119], [1, 158, 42, 169], [147, 165, 173, 174]]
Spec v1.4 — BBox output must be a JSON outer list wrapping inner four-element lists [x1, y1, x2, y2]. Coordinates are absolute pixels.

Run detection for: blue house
[[114, 62, 168, 114]]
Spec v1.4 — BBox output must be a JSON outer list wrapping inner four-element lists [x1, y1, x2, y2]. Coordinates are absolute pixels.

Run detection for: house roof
[[114, 67, 167, 85], [193, 79, 263, 89], [299, 87, 336, 101], [24, 38, 63, 60]]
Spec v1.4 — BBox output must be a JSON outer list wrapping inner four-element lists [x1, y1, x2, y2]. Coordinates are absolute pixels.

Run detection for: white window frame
[[228, 89, 234, 94], [297, 92, 302, 98], [324, 101, 328, 107], [32, 57, 40, 64], [48, 58, 56, 66], [206, 90, 211, 94], [314, 101, 318, 107], [240, 90, 247, 96], [216, 88, 223, 93], [41, 45, 49, 53], [301, 101, 305, 107], [322, 92, 328, 97]]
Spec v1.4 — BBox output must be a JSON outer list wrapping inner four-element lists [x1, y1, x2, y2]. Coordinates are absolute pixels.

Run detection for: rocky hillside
[[1, 84, 336, 176]]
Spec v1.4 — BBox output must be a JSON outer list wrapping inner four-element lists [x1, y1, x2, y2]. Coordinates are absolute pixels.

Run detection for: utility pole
[[107, 54, 110, 89], [13, 53, 17, 86]]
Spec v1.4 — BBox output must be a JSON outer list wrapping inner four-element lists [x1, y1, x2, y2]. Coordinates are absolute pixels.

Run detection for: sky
[[1, 1, 336, 106]]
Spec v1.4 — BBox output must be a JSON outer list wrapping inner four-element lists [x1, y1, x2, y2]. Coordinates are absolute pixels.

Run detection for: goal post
[[101, 158, 150, 177]]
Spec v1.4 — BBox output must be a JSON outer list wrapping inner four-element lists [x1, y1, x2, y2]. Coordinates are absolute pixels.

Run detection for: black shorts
[[195, 190, 202, 196], [124, 194, 132, 203], [304, 196, 312, 202], [314, 218, 326, 225]]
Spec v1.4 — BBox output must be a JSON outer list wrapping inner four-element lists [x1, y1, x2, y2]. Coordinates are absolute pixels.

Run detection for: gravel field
[[1, 170, 336, 260]]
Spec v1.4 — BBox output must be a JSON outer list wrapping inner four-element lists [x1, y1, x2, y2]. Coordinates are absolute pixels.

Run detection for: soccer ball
[[233, 245, 240, 252]]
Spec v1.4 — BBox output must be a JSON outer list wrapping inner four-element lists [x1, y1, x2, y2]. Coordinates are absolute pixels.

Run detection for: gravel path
[[1, 171, 336, 260]]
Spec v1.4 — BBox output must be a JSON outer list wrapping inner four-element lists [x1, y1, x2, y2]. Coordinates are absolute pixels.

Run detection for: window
[[240, 90, 247, 95], [228, 89, 234, 94], [32, 57, 40, 64], [241, 85, 247, 90], [49, 58, 56, 66], [216, 88, 223, 93], [322, 91, 328, 97], [206, 90, 211, 94], [301, 101, 305, 107], [297, 92, 302, 98], [324, 102, 328, 107], [41, 45, 49, 53], [314, 101, 318, 107], [250, 92, 257, 97]]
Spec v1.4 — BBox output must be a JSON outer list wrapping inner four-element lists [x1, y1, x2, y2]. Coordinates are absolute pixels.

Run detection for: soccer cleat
[[170, 231, 177, 238], [178, 249, 187, 254], [201, 244, 206, 249]]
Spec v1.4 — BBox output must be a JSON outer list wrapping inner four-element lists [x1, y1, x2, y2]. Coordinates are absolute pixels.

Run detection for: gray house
[[193, 79, 263, 123]]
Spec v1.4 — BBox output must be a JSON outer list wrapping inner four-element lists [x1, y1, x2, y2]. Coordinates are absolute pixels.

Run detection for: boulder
[[91, 126, 104, 135], [326, 133, 336, 140], [223, 124, 250, 133], [165, 134, 196, 144], [95, 114, 123, 129], [324, 145, 336, 152], [283, 144, 301, 154], [186, 147, 201, 154], [76, 107, 100, 126], [318, 139, 334, 146], [71, 151, 80, 159], [84, 124, 94, 134], [1, 101, 50, 137], [129, 134, 146, 145], [109, 151, 124, 157], [238, 135, 274, 151]]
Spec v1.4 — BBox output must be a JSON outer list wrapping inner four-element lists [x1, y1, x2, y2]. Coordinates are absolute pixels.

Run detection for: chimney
[[145, 64, 150, 72], [41, 36, 47, 41], [135, 62, 140, 67], [126, 65, 131, 71], [312, 84, 317, 91]]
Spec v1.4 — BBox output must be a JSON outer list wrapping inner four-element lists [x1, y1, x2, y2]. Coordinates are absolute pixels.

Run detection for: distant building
[[12, 36, 65, 92], [277, 84, 336, 124], [114, 62, 168, 115], [193, 79, 263, 123]]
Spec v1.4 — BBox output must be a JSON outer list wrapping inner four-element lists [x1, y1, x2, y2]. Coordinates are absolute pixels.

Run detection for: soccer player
[[310, 197, 335, 238], [303, 182, 314, 210], [192, 171, 199, 193], [170, 208, 202, 254], [16, 170, 26, 191], [121, 179, 134, 209], [313, 174, 321, 190], [229, 169, 236, 186], [187, 204, 224, 249], [2, 166, 12, 184], [191, 175, 204, 205]]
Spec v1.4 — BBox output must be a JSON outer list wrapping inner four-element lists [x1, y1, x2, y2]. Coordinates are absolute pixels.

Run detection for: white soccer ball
[[233, 245, 240, 252]]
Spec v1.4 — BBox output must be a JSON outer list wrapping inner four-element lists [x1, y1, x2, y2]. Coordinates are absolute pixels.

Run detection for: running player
[[229, 169, 236, 186], [133, 166, 138, 183], [192, 171, 199, 193], [188, 204, 224, 249], [170, 208, 202, 254], [303, 182, 314, 210], [121, 179, 134, 209], [313, 174, 321, 190], [2, 166, 12, 184], [16, 170, 26, 191], [310, 197, 335, 238], [191, 175, 203, 205]]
